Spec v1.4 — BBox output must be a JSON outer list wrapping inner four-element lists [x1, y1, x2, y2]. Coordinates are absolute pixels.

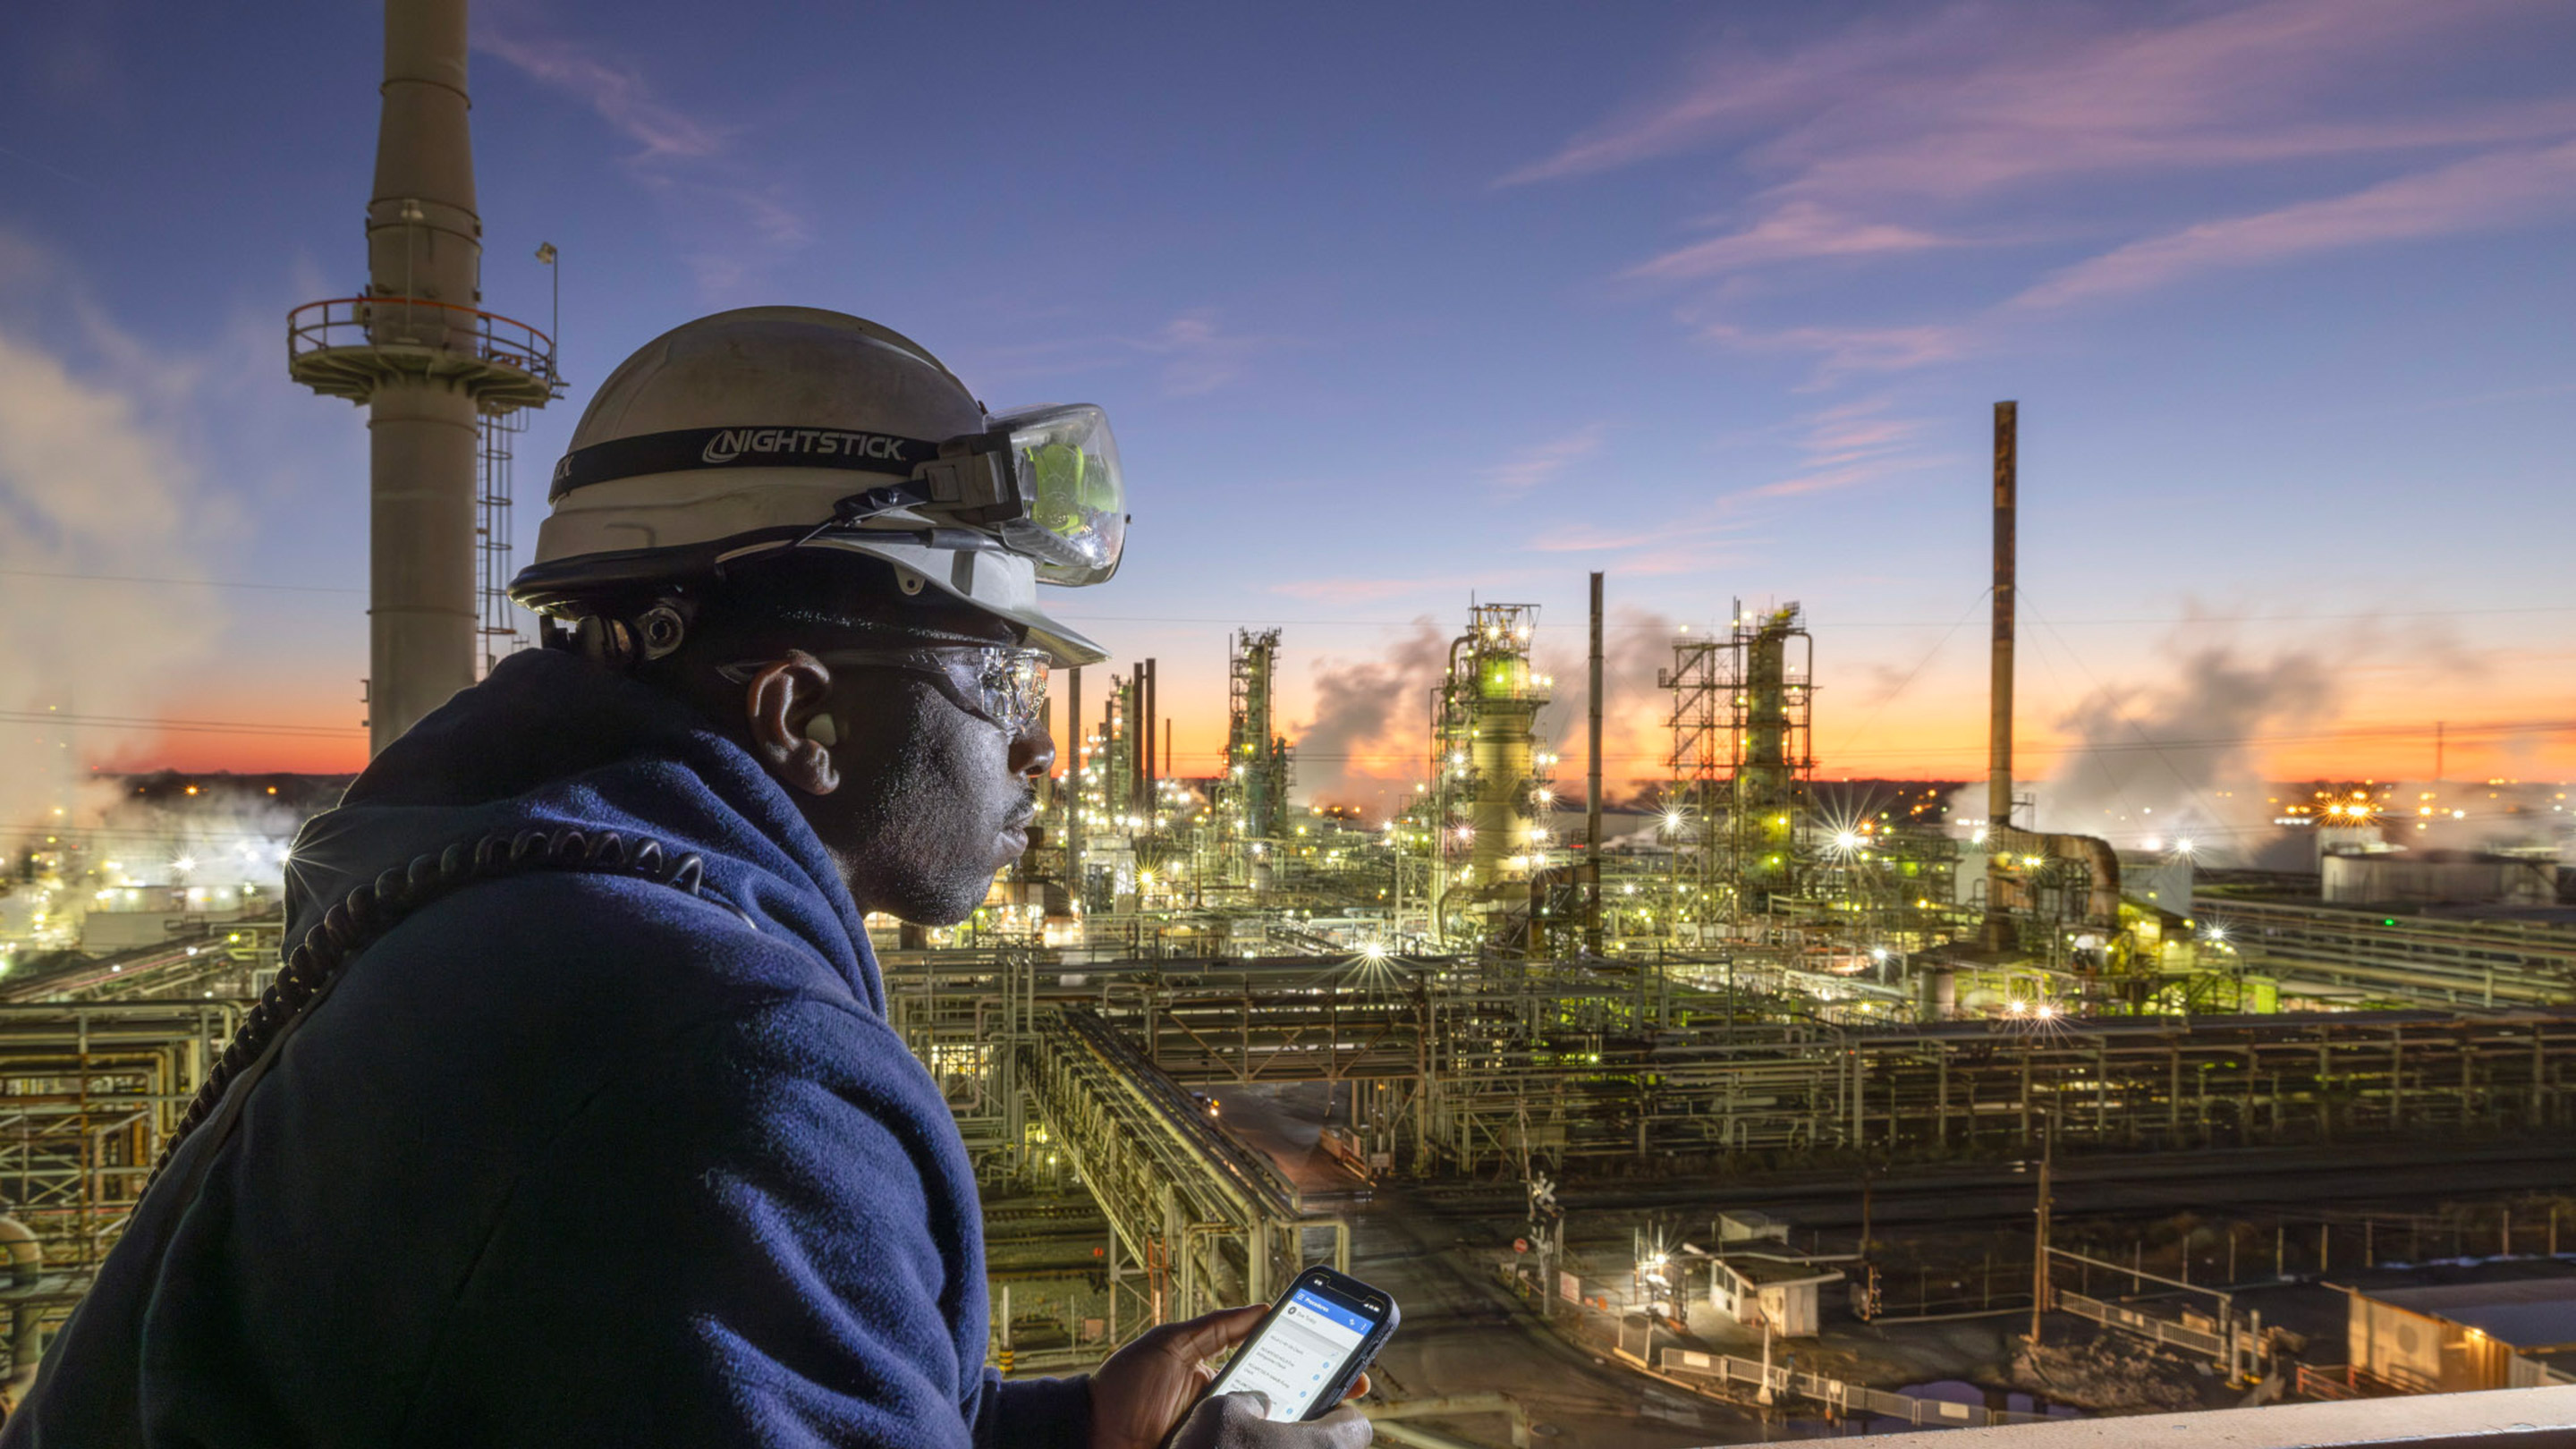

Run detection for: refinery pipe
[[0, 1213, 43, 1404], [1989, 826, 2123, 929]]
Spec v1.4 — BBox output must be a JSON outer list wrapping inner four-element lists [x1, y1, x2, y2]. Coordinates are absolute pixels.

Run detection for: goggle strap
[[549, 424, 940, 502]]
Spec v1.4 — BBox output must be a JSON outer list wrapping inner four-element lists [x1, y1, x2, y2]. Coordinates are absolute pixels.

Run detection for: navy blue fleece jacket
[[4, 648, 1089, 1447]]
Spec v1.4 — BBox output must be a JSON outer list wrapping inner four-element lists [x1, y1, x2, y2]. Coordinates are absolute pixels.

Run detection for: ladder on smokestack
[[475, 409, 527, 676]]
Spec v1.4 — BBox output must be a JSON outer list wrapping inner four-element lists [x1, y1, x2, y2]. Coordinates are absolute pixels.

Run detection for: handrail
[[286, 295, 557, 385], [1804, 1383, 2576, 1446]]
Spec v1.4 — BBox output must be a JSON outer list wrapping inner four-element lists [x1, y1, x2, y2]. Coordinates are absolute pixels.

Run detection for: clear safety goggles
[[722, 645, 1050, 738], [912, 404, 1127, 587]]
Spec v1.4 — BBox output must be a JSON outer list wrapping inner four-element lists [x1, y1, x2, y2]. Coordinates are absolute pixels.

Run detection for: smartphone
[[1202, 1267, 1399, 1423]]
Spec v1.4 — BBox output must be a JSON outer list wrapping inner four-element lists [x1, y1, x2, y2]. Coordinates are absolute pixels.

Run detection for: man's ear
[[740, 651, 840, 796]]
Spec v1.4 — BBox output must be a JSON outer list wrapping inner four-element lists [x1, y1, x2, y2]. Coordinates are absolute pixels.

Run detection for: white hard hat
[[511, 306, 1123, 666]]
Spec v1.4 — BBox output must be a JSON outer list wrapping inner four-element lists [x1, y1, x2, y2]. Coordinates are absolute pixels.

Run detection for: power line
[[1052, 605, 2576, 631], [6, 710, 2546, 757], [5, 565, 2563, 631], [1275, 719, 2575, 765], [0, 566, 361, 596], [0, 710, 360, 740]]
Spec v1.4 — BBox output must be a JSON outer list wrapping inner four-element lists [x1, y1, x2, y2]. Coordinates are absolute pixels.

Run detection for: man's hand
[[1170, 1393, 1370, 1449], [1089, 1306, 1369, 1449]]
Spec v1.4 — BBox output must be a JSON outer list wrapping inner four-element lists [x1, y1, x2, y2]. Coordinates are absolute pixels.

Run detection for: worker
[[5, 309, 1368, 1449]]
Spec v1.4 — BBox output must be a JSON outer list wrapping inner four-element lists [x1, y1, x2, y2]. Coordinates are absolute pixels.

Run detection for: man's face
[[786, 645, 1055, 926]]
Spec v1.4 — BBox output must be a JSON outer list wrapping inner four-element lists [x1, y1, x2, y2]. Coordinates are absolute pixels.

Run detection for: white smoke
[[1292, 622, 1449, 815], [1950, 641, 2343, 870], [1291, 607, 1699, 817], [1534, 606, 1690, 809], [0, 242, 232, 850]]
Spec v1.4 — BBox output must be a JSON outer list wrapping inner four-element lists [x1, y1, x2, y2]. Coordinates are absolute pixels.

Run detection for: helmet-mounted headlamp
[[546, 402, 1127, 586]]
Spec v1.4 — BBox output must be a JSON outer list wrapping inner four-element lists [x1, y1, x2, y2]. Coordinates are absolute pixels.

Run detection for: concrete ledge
[[1821, 1385, 2576, 1447]]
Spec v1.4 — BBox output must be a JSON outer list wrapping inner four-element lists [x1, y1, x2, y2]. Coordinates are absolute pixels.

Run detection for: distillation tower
[[287, 0, 558, 753], [1433, 605, 1555, 928], [1222, 630, 1292, 889], [1727, 602, 1815, 915]]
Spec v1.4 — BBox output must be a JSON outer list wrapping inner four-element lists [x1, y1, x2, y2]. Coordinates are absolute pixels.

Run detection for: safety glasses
[[721, 645, 1050, 738]]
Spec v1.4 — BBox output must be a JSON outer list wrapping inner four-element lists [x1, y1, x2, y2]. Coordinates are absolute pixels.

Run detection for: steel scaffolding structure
[[886, 952, 2576, 1188], [1660, 633, 1725, 944], [0, 1002, 239, 1309]]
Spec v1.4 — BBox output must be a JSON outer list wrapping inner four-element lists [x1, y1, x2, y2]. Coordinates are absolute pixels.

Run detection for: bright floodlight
[[1663, 809, 1685, 831], [171, 855, 198, 876], [2174, 838, 2196, 854], [2035, 1004, 2058, 1021], [1835, 832, 1860, 851], [1360, 941, 1388, 962], [2006, 998, 2029, 1015]]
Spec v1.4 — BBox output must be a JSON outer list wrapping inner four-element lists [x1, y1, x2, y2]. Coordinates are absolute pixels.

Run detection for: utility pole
[[1860, 1165, 1874, 1258], [2029, 1115, 2053, 1346]]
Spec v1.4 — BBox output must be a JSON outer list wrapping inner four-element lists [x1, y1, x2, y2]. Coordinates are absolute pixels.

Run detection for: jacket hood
[[284, 648, 879, 1011]]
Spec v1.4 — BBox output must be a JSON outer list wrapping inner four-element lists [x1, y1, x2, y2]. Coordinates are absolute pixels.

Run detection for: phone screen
[[1208, 1285, 1379, 1422]]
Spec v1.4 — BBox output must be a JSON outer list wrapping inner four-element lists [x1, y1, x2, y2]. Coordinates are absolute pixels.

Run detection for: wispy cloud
[[1483, 423, 1608, 495], [1725, 399, 1945, 504], [1625, 201, 1957, 281], [1269, 576, 1476, 604], [1524, 522, 1679, 555], [1694, 320, 1974, 379], [1134, 309, 1280, 397], [1509, 0, 2568, 195], [964, 309, 1289, 397], [1513, 0, 2576, 360], [476, 32, 724, 161], [1514, 401, 1935, 573], [2016, 136, 2576, 307], [475, 28, 809, 296]]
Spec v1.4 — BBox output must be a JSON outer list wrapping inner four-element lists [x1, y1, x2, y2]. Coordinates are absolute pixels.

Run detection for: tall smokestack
[[289, 0, 556, 754], [1990, 402, 2016, 835], [1064, 666, 1082, 902], [1586, 572, 1605, 957], [1987, 401, 2017, 947]]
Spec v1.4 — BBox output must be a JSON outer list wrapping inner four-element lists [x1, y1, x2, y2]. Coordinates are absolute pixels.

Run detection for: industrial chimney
[[1982, 401, 2120, 948], [1983, 402, 2019, 950], [288, 0, 558, 754]]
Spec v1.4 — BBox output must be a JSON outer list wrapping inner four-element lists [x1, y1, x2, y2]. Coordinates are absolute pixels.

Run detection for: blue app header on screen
[[1291, 1288, 1375, 1336]]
